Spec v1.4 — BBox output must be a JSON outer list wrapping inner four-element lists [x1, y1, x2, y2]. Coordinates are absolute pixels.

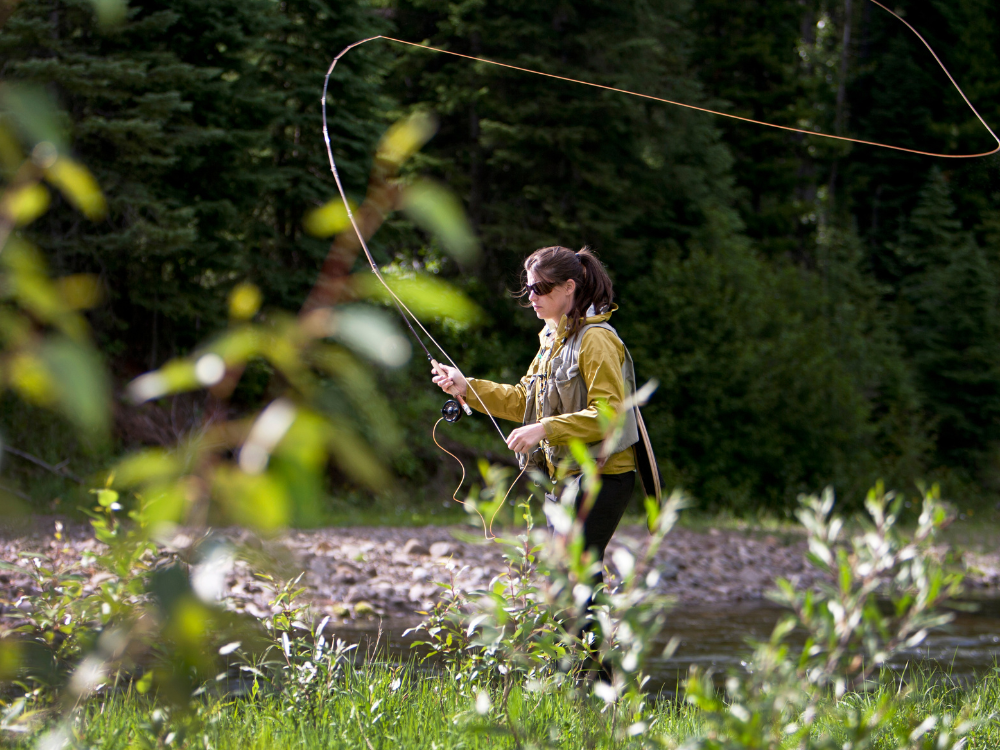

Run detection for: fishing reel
[[441, 399, 464, 423], [431, 356, 473, 424]]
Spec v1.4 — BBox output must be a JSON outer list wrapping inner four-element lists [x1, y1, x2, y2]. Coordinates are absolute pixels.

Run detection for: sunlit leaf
[[273, 409, 329, 471], [169, 596, 213, 653], [127, 359, 199, 402], [142, 484, 188, 529], [8, 350, 57, 406], [228, 282, 262, 321], [210, 326, 261, 365], [213, 465, 290, 533], [4, 183, 50, 226], [55, 274, 102, 310], [45, 157, 107, 220], [269, 410, 329, 526], [135, 670, 154, 694], [376, 111, 437, 166], [113, 449, 183, 488], [401, 179, 479, 263], [326, 305, 411, 368], [303, 198, 355, 238], [93, 489, 119, 508], [352, 272, 484, 325]]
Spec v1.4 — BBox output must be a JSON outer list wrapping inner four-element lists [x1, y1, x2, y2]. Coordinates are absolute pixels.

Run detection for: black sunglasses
[[525, 280, 556, 296]]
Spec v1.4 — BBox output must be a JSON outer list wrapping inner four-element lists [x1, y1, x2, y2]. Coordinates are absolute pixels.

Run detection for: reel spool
[[441, 399, 463, 423]]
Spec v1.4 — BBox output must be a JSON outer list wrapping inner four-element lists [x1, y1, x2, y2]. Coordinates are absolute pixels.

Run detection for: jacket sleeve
[[540, 328, 626, 444], [464, 376, 529, 423]]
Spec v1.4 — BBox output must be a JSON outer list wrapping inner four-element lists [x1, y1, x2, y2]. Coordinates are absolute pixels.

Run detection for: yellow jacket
[[465, 307, 636, 477]]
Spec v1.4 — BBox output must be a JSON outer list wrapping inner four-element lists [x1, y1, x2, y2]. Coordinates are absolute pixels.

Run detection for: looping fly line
[[319, 0, 998, 538], [326, 0, 998, 159]]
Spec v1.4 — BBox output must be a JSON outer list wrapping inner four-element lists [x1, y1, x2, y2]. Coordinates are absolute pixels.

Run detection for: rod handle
[[430, 358, 473, 415]]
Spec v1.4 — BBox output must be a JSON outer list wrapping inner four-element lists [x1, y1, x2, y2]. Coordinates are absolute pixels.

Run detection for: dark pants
[[548, 471, 635, 658], [548, 471, 636, 572]]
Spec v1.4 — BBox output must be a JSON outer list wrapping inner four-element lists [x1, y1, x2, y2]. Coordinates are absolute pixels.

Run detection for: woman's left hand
[[506, 422, 547, 453]]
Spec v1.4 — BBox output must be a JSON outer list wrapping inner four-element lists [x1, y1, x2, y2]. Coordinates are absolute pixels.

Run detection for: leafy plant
[[683, 484, 970, 750]]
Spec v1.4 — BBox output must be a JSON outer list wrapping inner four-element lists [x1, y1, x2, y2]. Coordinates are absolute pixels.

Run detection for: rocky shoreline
[[3, 518, 999, 627]]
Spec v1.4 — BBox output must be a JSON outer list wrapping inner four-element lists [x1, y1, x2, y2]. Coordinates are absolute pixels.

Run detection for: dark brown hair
[[519, 246, 614, 335]]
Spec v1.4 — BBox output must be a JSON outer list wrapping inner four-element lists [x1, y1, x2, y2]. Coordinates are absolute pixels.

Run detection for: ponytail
[[520, 245, 614, 335]]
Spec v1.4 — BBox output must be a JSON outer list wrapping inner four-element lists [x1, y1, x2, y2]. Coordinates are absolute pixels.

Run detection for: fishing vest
[[519, 321, 640, 475]]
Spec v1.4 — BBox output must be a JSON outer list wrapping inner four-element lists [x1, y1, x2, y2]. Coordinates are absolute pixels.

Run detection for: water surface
[[328, 599, 1000, 694]]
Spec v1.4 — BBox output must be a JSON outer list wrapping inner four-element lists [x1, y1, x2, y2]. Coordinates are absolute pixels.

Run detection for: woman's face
[[527, 267, 575, 324]]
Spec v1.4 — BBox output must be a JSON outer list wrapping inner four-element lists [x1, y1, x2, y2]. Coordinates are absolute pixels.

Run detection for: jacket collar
[[541, 304, 618, 343]]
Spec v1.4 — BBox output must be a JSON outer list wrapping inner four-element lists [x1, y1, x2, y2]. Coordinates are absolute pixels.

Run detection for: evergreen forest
[[3, 0, 1000, 514]]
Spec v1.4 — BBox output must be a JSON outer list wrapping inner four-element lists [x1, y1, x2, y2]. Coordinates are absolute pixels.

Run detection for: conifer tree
[[0, 0, 388, 367], [687, 0, 829, 261], [384, 0, 741, 353], [897, 169, 1000, 468]]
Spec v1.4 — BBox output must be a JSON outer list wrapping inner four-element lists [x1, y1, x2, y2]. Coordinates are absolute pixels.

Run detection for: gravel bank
[[3, 518, 998, 626]]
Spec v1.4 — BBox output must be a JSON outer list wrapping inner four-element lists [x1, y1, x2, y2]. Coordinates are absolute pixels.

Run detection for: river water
[[330, 599, 1000, 694]]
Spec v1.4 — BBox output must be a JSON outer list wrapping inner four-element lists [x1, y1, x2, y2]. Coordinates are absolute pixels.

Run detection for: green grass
[[10, 663, 1000, 749], [814, 665, 1000, 749], [14, 661, 705, 749]]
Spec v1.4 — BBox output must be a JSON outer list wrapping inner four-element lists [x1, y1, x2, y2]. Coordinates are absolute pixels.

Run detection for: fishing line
[[320, 0, 997, 538], [432, 417, 528, 539], [322, 1, 997, 163]]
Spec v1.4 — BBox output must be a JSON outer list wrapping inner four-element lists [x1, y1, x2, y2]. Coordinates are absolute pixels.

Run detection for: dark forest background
[[2, 0, 999, 514]]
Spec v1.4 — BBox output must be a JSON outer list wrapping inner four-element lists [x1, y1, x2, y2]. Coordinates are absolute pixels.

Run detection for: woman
[[431, 245, 641, 573]]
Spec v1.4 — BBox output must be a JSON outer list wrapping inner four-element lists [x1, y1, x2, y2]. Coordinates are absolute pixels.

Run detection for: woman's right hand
[[431, 362, 468, 400]]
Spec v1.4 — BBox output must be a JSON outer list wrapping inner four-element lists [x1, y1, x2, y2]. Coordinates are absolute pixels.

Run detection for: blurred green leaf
[[45, 158, 107, 220], [376, 111, 437, 166], [0, 637, 23, 681], [0, 238, 88, 337], [302, 198, 355, 238], [327, 417, 391, 491], [0, 84, 66, 151], [0, 122, 23, 172], [229, 282, 262, 321], [127, 359, 198, 402], [214, 465, 290, 533], [54, 274, 102, 310], [401, 179, 480, 263], [239, 398, 297, 474], [135, 669, 153, 694], [269, 410, 329, 526], [328, 305, 411, 368], [210, 326, 262, 365], [8, 350, 58, 407], [4, 183, 50, 226], [353, 272, 484, 325], [310, 344, 402, 451], [87, 0, 128, 27], [38, 336, 110, 436], [114, 449, 183, 488], [93, 488, 119, 508], [273, 409, 329, 471], [142, 484, 188, 529]]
